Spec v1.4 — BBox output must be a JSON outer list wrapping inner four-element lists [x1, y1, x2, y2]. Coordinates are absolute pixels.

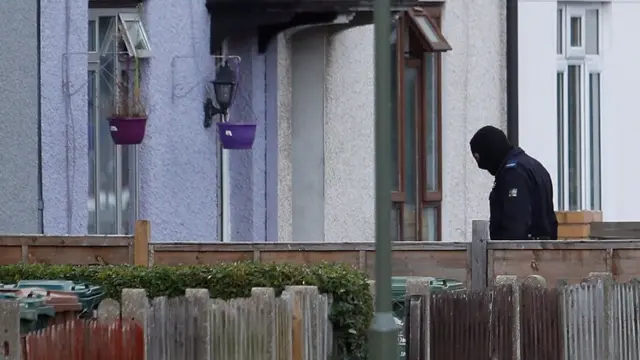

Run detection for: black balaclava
[[469, 126, 514, 176]]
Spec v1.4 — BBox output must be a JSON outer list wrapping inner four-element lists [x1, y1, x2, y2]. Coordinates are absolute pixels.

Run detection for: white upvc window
[[556, 3, 602, 211], [87, 8, 151, 234]]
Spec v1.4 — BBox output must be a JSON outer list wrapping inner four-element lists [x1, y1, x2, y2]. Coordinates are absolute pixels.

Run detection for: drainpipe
[[36, 0, 44, 233], [506, 0, 518, 146]]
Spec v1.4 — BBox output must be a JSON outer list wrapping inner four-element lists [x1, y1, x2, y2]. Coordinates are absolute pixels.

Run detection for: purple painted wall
[[40, 0, 278, 242]]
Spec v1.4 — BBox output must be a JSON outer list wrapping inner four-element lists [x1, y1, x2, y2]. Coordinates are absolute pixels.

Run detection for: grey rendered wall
[[0, 0, 40, 233]]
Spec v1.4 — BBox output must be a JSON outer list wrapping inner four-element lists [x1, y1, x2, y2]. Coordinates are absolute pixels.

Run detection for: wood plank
[[260, 250, 361, 267], [0, 235, 132, 247], [150, 242, 468, 252], [366, 250, 468, 282], [133, 220, 150, 266], [610, 249, 640, 282], [152, 250, 254, 265], [0, 246, 22, 265], [26, 246, 130, 265], [470, 220, 489, 290], [487, 240, 640, 250], [490, 249, 609, 286], [590, 222, 640, 239]]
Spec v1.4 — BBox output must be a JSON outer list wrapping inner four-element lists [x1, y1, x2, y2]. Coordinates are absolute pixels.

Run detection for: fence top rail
[[0, 235, 132, 247], [487, 239, 640, 250], [150, 242, 470, 252]]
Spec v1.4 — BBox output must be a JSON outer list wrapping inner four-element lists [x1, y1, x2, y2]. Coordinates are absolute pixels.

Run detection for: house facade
[[519, 0, 640, 221], [0, 0, 505, 242]]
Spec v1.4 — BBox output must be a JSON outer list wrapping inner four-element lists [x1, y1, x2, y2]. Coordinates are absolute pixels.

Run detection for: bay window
[[557, 3, 602, 211], [390, 7, 450, 241], [87, 8, 149, 234]]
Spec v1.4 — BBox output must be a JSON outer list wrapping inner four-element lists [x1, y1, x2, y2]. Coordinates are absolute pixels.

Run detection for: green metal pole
[[369, 0, 397, 357]]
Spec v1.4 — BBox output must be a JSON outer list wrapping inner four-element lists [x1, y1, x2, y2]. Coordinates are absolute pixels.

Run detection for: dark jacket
[[489, 147, 558, 240]]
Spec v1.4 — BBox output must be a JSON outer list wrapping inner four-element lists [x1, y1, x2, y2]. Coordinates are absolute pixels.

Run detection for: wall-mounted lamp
[[203, 61, 237, 128]]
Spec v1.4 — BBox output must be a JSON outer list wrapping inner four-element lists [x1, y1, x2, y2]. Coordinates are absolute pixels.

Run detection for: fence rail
[[403, 272, 640, 360], [0, 286, 331, 360], [5, 220, 640, 288]]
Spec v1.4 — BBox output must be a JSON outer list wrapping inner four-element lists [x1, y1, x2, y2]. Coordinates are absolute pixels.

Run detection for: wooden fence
[[4, 219, 640, 288], [0, 286, 331, 360], [402, 272, 640, 360], [24, 320, 144, 360]]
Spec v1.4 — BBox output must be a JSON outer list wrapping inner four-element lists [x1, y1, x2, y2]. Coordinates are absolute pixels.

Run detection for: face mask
[[469, 126, 513, 176]]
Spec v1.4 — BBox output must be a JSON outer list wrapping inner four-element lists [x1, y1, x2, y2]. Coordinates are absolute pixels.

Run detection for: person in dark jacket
[[469, 126, 558, 240]]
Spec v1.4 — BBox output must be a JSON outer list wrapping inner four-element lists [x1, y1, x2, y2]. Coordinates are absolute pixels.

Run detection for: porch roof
[[205, 0, 426, 54]]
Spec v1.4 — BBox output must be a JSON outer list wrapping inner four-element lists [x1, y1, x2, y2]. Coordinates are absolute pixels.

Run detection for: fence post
[[252, 288, 278, 360], [134, 220, 150, 267], [495, 275, 521, 360], [122, 289, 150, 360], [470, 220, 489, 290], [186, 289, 212, 360], [284, 286, 320, 360], [586, 272, 614, 360], [96, 298, 121, 323], [405, 278, 431, 360], [0, 300, 20, 360]]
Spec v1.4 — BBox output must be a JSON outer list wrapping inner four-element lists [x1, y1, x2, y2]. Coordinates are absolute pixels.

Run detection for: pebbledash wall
[[40, 0, 277, 241], [276, 0, 507, 242], [0, 0, 40, 234]]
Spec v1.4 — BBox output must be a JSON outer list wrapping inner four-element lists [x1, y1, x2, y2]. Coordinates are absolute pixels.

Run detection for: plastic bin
[[16, 288, 83, 326], [15, 280, 104, 317], [391, 277, 465, 360], [0, 293, 55, 333]]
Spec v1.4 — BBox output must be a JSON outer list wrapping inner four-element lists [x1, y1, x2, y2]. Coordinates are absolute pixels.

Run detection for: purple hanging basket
[[108, 116, 147, 145], [217, 123, 257, 149]]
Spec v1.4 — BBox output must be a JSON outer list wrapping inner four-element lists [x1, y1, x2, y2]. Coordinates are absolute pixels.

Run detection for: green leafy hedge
[[0, 262, 372, 359]]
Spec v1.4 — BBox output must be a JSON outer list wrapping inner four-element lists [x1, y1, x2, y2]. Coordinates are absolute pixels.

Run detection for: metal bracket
[[171, 54, 241, 103]]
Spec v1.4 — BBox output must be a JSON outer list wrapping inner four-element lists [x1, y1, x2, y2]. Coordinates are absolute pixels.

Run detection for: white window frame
[[556, 2, 602, 211], [118, 13, 152, 58], [88, 8, 148, 234]]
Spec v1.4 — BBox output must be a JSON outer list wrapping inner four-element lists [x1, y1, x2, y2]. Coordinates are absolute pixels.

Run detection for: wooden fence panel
[[429, 290, 496, 360], [561, 282, 606, 360], [491, 286, 514, 359], [520, 286, 562, 360], [24, 320, 144, 360]]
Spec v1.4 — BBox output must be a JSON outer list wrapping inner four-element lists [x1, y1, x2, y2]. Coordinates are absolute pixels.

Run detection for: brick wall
[[556, 211, 603, 239]]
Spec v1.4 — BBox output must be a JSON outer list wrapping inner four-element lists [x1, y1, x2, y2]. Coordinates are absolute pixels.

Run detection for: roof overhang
[[205, 0, 428, 54]]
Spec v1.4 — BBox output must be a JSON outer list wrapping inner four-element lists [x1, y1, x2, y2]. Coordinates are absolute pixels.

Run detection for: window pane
[[88, 20, 96, 52], [98, 16, 114, 50], [424, 54, 438, 192], [88, 70, 97, 234], [567, 65, 582, 210], [391, 203, 401, 241], [585, 9, 599, 54], [391, 39, 400, 191], [403, 66, 418, 241], [589, 73, 601, 210], [421, 206, 438, 241], [414, 16, 440, 44], [124, 20, 149, 52], [570, 17, 582, 47], [556, 72, 565, 211], [557, 9, 563, 54], [98, 25, 118, 234]]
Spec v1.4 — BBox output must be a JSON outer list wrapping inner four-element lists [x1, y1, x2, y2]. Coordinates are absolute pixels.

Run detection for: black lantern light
[[204, 61, 237, 128]]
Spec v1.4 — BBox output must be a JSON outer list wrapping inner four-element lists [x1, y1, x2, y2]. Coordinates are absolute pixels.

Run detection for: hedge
[[0, 262, 372, 359]]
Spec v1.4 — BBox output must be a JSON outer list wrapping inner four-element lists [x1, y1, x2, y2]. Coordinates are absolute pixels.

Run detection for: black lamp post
[[204, 61, 237, 128]]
